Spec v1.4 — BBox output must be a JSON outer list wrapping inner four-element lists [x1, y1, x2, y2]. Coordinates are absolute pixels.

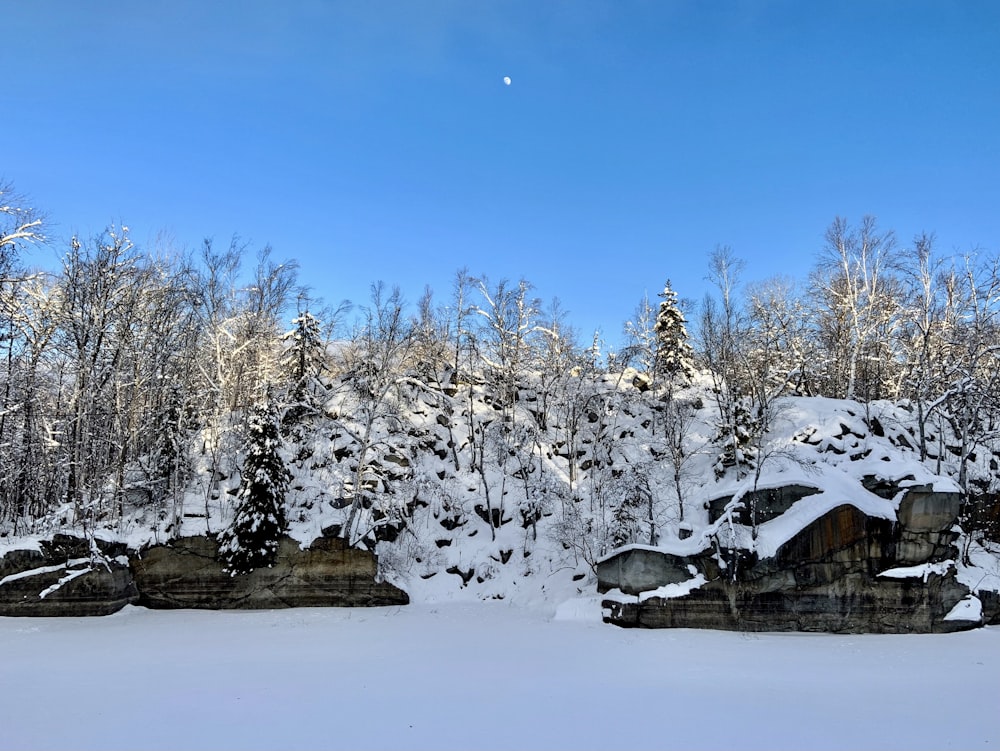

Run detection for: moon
[[503, 76, 511, 86]]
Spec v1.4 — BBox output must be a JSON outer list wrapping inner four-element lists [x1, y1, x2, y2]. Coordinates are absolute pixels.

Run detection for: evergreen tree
[[218, 400, 291, 575], [280, 309, 327, 406], [653, 280, 694, 380]]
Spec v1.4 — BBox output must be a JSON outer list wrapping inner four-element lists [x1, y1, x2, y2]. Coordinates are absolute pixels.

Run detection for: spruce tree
[[218, 400, 291, 575], [280, 309, 326, 406], [653, 280, 694, 380]]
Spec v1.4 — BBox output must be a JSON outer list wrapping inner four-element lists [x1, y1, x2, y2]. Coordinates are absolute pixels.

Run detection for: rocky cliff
[[0, 532, 406, 616], [0, 535, 135, 617], [132, 533, 408, 609], [599, 480, 997, 633]]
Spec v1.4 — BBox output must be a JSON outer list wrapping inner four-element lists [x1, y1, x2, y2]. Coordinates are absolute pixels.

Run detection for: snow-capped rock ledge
[[598, 479, 993, 633]]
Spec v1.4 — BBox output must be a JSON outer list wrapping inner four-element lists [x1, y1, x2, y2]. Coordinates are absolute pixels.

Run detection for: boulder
[[894, 486, 963, 565], [131, 533, 408, 609], [597, 547, 696, 595], [0, 535, 137, 616], [979, 590, 1000, 625], [897, 486, 962, 533], [1, 531, 408, 615]]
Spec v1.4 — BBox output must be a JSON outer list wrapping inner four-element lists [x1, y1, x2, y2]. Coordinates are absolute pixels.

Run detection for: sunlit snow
[[1, 604, 997, 751]]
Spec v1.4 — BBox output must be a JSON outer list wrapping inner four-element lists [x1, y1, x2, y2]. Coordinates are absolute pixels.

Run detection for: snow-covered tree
[[281, 307, 327, 408], [623, 292, 657, 375], [218, 399, 291, 575], [712, 395, 758, 480], [0, 180, 46, 275], [811, 216, 902, 401], [745, 276, 815, 399], [58, 227, 147, 528], [700, 247, 754, 479], [150, 383, 194, 528], [336, 283, 416, 545], [474, 276, 540, 418], [653, 280, 694, 381]]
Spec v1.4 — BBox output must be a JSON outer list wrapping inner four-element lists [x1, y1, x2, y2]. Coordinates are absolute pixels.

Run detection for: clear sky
[[5, 1, 1000, 346]]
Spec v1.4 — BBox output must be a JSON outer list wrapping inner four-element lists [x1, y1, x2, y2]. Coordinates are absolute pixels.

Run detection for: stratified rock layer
[[0, 535, 137, 616], [0, 532, 407, 616], [600, 484, 984, 634], [131, 534, 408, 609]]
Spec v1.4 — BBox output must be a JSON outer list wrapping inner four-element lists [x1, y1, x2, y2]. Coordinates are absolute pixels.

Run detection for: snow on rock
[[38, 565, 93, 599], [750, 466, 896, 560], [601, 573, 708, 604], [944, 594, 983, 622], [878, 560, 954, 582], [0, 558, 89, 587]]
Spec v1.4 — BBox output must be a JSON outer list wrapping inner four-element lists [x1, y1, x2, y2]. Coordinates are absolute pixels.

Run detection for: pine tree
[[218, 400, 291, 575], [653, 280, 694, 380], [281, 309, 326, 406]]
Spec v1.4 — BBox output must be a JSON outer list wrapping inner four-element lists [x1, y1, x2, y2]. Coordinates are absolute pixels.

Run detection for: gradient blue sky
[[5, 1, 1000, 345]]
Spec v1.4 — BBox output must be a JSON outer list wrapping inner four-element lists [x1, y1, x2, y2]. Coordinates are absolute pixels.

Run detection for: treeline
[[1, 181, 998, 545]]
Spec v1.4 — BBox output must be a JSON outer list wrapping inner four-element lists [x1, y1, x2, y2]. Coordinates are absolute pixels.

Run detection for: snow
[[879, 560, 954, 582], [37, 565, 92, 599], [602, 573, 708, 604], [589, 395, 978, 573], [0, 558, 90, 587], [749, 465, 897, 560], [945, 595, 984, 622], [0, 384, 997, 748], [1, 604, 997, 751]]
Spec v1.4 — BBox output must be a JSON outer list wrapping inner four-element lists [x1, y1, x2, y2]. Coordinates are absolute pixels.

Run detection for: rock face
[[596, 547, 698, 595], [600, 483, 982, 634], [0, 532, 407, 616], [132, 534, 408, 609], [707, 484, 822, 526], [0, 535, 137, 617]]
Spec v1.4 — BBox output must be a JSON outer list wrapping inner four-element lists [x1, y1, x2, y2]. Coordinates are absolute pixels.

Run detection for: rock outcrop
[[0, 532, 407, 616], [131, 534, 408, 609], [599, 482, 984, 633], [0, 535, 137, 616]]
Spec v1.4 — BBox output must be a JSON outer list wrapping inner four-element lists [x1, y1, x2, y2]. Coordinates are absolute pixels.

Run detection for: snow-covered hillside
[[10, 367, 992, 618]]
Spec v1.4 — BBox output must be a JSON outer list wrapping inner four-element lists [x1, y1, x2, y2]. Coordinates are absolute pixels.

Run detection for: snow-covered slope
[[6, 370, 999, 616]]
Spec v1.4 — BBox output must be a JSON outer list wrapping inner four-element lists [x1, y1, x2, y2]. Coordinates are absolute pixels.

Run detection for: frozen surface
[[1, 604, 997, 751]]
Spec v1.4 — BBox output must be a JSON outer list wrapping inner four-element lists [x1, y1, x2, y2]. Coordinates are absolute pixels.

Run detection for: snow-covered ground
[[3, 603, 997, 751]]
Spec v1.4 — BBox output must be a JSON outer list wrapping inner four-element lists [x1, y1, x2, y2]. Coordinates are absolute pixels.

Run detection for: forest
[[1, 179, 999, 575]]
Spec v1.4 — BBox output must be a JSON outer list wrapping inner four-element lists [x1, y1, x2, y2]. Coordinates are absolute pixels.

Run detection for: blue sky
[[5, 1, 1000, 346]]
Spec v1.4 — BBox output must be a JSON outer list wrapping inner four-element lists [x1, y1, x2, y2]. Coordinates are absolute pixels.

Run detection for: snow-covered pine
[[653, 279, 694, 381], [218, 399, 291, 575], [280, 308, 327, 408]]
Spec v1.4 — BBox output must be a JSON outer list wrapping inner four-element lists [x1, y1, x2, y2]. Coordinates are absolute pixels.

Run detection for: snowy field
[[2, 604, 997, 751]]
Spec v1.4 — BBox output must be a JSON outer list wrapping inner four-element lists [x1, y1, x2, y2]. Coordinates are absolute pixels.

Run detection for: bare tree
[[746, 276, 816, 399], [657, 390, 700, 526], [812, 216, 902, 401], [700, 246, 754, 479], [56, 227, 146, 530], [898, 232, 951, 460], [622, 292, 657, 376], [0, 180, 46, 276], [334, 283, 416, 546], [474, 276, 541, 421]]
